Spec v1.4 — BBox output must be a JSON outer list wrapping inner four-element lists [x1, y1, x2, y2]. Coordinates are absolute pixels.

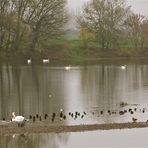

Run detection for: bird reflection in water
[[12, 134, 29, 144]]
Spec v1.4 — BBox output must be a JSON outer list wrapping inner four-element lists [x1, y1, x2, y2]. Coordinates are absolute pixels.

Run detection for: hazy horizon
[[67, 0, 148, 29], [68, 0, 148, 16]]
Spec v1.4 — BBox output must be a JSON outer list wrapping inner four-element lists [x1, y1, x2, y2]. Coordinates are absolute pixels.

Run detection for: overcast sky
[[67, 0, 148, 16]]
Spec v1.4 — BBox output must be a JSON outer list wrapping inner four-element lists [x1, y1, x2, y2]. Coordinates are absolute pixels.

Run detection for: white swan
[[27, 58, 31, 64], [65, 65, 71, 70], [121, 65, 126, 70], [12, 112, 28, 127], [43, 58, 50, 63]]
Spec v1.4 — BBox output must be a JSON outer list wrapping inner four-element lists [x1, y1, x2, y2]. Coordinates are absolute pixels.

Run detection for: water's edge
[[0, 122, 148, 135]]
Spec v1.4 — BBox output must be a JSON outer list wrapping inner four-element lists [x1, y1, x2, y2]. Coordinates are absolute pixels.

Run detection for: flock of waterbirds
[[27, 58, 127, 71], [27, 58, 50, 64], [27, 58, 73, 70], [1, 104, 148, 127]]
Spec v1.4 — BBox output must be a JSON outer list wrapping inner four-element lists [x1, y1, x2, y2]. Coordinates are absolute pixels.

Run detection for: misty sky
[[68, 0, 148, 16]]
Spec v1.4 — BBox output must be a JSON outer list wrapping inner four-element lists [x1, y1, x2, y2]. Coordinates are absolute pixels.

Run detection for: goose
[[12, 112, 28, 127], [27, 58, 31, 64], [43, 58, 50, 63]]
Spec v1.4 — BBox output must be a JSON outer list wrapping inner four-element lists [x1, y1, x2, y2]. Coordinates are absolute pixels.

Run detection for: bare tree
[[11, 0, 30, 49], [0, 0, 11, 50], [0, 0, 68, 55], [25, 0, 68, 53], [0, 0, 31, 52], [77, 0, 130, 49]]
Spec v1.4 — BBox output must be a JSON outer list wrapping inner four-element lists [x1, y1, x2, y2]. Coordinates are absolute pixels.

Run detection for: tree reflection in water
[[0, 63, 148, 124], [0, 133, 69, 148]]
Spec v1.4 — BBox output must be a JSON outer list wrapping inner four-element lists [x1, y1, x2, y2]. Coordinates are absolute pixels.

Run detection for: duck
[[39, 116, 42, 121], [100, 111, 103, 115], [120, 101, 128, 107], [119, 111, 125, 115], [44, 114, 48, 119], [11, 112, 28, 127], [36, 114, 39, 118], [33, 116, 36, 122], [43, 58, 50, 63], [132, 117, 137, 123]]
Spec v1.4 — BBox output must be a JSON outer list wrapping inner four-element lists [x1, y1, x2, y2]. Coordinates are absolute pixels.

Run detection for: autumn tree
[[80, 27, 96, 47], [77, 0, 130, 49], [126, 13, 148, 49]]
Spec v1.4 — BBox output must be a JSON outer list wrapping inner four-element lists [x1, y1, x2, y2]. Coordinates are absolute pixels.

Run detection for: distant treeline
[[0, 0, 148, 60]]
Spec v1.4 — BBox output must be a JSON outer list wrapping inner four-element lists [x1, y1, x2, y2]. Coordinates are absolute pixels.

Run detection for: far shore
[[1, 56, 148, 66], [0, 122, 148, 135]]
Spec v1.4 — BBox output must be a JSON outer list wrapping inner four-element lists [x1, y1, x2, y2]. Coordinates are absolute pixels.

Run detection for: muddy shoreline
[[0, 122, 148, 135]]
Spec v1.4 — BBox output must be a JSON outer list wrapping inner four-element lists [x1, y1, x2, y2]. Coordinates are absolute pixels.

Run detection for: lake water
[[0, 128, 148, 148], [0, 59, 148, 147], [1, 59, 148, 124]]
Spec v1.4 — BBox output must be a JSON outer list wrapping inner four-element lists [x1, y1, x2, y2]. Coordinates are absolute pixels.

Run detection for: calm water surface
[[0, 60, 148, 124], [1, 60, 148, 147], [0, 128, 148, 148]]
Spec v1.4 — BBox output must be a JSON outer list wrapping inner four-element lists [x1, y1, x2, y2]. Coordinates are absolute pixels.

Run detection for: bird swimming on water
[[65, 65, 71, 70], [42, 58, 50, 63], [27, 58, 31, 64], [121, 65, 126, 70]]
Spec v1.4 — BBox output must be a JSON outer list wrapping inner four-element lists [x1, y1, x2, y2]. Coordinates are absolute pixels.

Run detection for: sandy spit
[[0, 122, 148, 135]]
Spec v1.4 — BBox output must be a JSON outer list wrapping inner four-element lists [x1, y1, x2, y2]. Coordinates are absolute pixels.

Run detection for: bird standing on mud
[[132, 117, 137, 123], [11, 112, 28, 127]]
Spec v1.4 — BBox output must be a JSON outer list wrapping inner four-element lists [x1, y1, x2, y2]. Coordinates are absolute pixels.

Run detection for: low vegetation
[[0, 0, 148, 61]]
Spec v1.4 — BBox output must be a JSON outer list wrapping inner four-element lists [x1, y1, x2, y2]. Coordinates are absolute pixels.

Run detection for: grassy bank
[[1, 37, 148, 63]]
